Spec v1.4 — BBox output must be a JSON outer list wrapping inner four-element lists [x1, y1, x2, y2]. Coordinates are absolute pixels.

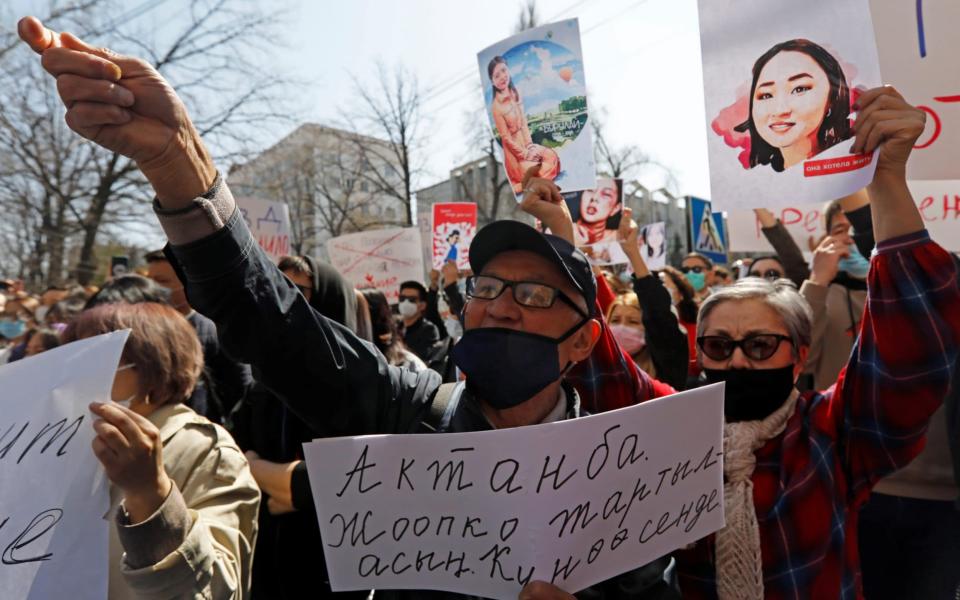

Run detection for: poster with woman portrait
[[637, 221, 667, 271], [563, 178, 624, 248], [698, 0, 882, 211], [432, 203, 477, 270], [478, 19, 596, 198]]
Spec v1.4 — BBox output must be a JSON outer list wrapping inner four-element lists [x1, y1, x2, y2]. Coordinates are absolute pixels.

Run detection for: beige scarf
[[715, 389, 800, 600]]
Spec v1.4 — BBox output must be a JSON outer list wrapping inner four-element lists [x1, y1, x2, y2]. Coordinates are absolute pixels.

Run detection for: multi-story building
[[228, 123, 408, 259]]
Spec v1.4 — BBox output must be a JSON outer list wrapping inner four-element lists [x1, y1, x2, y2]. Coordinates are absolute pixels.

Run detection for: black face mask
[[703, 366, 796, 423], [451, 321, 584, 410]]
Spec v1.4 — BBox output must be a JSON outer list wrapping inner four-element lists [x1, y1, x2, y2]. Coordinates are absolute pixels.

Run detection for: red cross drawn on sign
[[332, 230, 415, 275]]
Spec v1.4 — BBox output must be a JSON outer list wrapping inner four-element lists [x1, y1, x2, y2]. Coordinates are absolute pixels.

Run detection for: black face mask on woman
[[451, 320, 585, 410], [703, 366, 796, 422]]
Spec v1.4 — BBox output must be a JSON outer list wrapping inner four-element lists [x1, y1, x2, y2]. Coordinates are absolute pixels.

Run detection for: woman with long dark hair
[[735, 39, 853, 172], [487, 55, 560, 192]]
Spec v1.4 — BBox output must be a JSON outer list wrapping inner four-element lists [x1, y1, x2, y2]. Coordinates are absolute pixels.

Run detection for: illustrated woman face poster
[[477, 19, 596, 198], [563, 178, 624, 248], [698, 0, 882, 211]]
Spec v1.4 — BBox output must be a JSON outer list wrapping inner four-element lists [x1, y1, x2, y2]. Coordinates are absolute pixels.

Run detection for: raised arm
[[619, 208, 689, 391], [19, 17, 440, 435], [754, 208, 811, 287], [820, 87, 959, 499]]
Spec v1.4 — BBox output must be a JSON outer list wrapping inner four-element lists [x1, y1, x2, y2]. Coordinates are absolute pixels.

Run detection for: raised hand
[[519, 165, 573, 244], [18, 16, 215, 206], [89, 401, 172, 523], [618, 207, 649, 278], [441, 260, 460, 287], [852, 86, 926, 176], [809, 235, 850, 287]]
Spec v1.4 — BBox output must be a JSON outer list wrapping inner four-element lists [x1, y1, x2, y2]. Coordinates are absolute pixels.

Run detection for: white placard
[[699, 0, 882, 211], [303, 384, 726, 599], [0, 331, 128, 600], [327, 228, 426, 304], [235, 196, 293, 263], [726, 180, 960, 253], [871, 0, 960, 181]]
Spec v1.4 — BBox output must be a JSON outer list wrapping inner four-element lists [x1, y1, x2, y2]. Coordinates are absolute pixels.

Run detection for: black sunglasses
[[749, 269, 785, 281], [466, 275, 587, 318], [697, 333, 792, 361], [680, 265, 706, 274]]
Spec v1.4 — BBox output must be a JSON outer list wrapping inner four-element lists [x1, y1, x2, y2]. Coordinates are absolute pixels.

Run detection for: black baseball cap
[[468, 220, 596, 317]]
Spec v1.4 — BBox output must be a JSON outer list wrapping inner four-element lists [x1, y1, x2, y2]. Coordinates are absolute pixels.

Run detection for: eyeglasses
[[697, 334, 793, 361], [466, 275, 587, 317], [750, 269, 784, 281], [680, 265, 706, 274]]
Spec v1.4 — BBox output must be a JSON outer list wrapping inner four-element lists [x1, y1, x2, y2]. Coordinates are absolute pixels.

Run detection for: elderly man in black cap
[[18, 16, 678, 598]]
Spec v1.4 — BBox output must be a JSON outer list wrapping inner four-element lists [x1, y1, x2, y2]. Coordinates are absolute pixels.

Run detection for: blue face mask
[[685, 271, 707, 292], [837, 244, 870, 279], [0, 319, 26, 339]]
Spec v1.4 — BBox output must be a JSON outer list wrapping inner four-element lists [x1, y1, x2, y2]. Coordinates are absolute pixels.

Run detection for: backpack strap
[[421, 381, 463, 433]]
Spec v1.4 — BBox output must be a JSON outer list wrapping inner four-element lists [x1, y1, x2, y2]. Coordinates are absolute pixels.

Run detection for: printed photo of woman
[[735, 39, 853, 172], [488, 55, 561, 193], [570, 178, 622, 247]]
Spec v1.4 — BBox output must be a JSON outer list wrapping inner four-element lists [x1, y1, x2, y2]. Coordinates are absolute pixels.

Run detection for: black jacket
[[165, 207, 677, 599], [631, 275, 689, 392]]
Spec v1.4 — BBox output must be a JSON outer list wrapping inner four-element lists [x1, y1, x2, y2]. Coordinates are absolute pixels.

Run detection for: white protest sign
[[698, 0, 881, 211], [1, 331, 128, 600], [303, 383, 725, 599], [727, 180, 960, 253], [871, 0, 960, 180], [327, 228, 426, 304], [235, 196, 293, 263]]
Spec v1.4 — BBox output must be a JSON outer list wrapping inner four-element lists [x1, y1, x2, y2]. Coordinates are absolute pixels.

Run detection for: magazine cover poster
[[478, 18, 596, 198], [432, 203, 477, 270]]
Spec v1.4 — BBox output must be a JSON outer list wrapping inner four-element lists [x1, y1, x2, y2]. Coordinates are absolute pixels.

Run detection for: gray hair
[[696, 277, 813, 356]]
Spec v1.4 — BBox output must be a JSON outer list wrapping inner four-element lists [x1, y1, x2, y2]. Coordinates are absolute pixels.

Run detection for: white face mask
[[398, 299, 419, 318], [444, 318, 463, 339], [114, 363, 137, 407]]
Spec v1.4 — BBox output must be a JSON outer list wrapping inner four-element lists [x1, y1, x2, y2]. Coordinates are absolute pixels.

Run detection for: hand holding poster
[[235, 196, 293, 263], [327, 228, 426, 304], [432, 203, 478, 270], [303, 384, 725, 599], [1, 331, 128, 600], [478, 19, 596, 198], [698, 0, 882, 210]]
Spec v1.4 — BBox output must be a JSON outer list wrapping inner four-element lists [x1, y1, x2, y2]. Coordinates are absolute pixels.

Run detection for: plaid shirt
[[676, 231, 960, 599], [567, 273, 676, 413]]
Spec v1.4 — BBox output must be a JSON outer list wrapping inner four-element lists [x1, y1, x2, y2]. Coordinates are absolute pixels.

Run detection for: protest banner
[[871, 0, 960, 180], [432, 203, 478, 270], [478, 19, 596, 198], [327, 228, 426, 304], [688, 197, 728, 264], [636, 221, 667, 272], [303, 383, 725, 599], [566, 178, 624, 249], [0, 331, 128, 600], [235, 196, 293, 263], [698, 0, 881, 211], [727, 180, 960, 253]]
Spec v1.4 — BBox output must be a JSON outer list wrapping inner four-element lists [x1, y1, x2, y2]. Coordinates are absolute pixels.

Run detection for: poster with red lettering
[[698, 0, 881, 211], [327, 228, 425, 304], [871, 0, 960, 180], [235, 196, 292, 264], [432, 203, 477, 270]]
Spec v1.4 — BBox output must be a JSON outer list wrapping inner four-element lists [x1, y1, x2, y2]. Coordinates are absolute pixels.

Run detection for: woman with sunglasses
[[670, 87, 960, 600]]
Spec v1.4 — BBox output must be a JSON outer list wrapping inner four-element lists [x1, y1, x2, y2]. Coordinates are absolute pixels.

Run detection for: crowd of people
[[1, 14, 958, 600]]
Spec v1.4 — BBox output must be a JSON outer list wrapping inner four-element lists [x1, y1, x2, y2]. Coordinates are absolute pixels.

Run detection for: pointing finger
[[17, 16, 60, 54]]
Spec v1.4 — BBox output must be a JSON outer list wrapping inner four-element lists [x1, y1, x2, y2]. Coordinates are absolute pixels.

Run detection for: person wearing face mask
[[606, 207, 689, 391], [145, 250, 253, 423], [61, 301, 259, 599], [679, 252, 715, 302], [397, 280, 440, 361], [798, 195, 870, 391], [666, 89, 960, 599], [659, 266, 701, 380]]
